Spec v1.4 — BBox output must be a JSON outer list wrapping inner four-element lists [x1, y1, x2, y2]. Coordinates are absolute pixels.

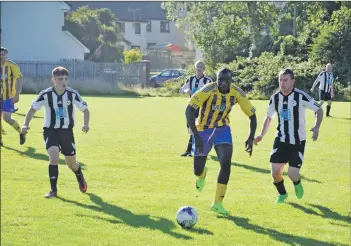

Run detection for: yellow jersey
[[1, 60, 22, 100], [189, 82, 256, 131]]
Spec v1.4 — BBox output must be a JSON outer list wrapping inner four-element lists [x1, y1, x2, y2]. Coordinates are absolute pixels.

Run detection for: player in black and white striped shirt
[[179, 60, 212, 157], [21, 66, 90, 198], [311, 63, 335, 117], [254, 69, 323, 204]]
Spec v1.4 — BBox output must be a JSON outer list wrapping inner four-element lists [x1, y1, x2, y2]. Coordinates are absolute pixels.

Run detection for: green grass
[[1, 95, 350, 246]]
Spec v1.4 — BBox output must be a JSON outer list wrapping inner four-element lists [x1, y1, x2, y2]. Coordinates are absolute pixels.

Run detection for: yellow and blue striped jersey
[[189, 82, 255, 131]]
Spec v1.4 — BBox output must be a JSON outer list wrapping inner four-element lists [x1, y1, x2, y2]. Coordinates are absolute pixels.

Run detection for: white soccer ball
[[176, 206, 198, 229]]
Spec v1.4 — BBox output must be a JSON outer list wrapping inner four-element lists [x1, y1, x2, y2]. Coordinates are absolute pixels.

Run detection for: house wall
[[1, 2, 89, 61]]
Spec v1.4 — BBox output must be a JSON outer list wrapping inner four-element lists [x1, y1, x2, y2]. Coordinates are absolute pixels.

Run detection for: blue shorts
[[192, 125, 233, 156], [1, 99, 15, 113]]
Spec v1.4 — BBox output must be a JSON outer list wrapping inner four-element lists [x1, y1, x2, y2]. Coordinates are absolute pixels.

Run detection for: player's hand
[[21, 125, 29, 134], [310, 127, 319, 141], [245, 138, 254, 156], [82, 125, 90, 133], [253, 135, 263, 145], [310, 88, 314, 93], [194, 135, 204, 155], [12, 95, 19, 103]]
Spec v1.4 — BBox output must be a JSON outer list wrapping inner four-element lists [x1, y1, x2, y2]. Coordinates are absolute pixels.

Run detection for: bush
[[123, 49, 143, 64]]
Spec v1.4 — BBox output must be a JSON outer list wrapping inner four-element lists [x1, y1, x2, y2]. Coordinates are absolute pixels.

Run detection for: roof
[[69, 1, 168, 22], [63, 31, 90, 53]]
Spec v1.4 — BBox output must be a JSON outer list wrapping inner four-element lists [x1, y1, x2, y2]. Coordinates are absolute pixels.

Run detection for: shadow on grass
[[209, 155, 321, 184], [58, 193, 213, 240], [14, 112, 44, 119], [219, 215, 347, 246], [288, 202, 350, 224], [3, 146, 86, 169]]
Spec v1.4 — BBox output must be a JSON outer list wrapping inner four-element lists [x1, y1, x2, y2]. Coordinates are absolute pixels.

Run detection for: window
[[147, 43, 156, 48], [134, 23, 141, 34], [117, 21, 125, 32], [131, 45, 140, 50], [146, 21, 152, 32], [160, 71, 171, 77], [160, 21, 170, 33]]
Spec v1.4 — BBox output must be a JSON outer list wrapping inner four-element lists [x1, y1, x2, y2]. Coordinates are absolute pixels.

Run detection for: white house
[[1, 1, 90, 61], [70, 2, 188, 53]]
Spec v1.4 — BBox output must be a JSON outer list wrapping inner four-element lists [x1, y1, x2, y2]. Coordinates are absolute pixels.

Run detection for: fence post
[[137, 60, 150, 88]]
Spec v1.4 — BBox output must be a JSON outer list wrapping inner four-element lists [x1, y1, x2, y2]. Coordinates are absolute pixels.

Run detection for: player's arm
[[302, 93, 323, 141], [73, 91, 90, 133], [254, 96, 276, 145], [234, 86, 257, 156], [179, 77, 191, 95], [185, 89, 210, 153], [330, 78, 336, 98], [12, 64, 23, 103], [21, 91, 45, 133], [311, 73, 322, 92]]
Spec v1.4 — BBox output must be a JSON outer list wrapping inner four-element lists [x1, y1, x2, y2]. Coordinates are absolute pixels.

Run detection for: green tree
[[123, 49, 142, 64], [162, 2, 279, 64], [65, 6, 123, 62], [310, 6, 351, 85]]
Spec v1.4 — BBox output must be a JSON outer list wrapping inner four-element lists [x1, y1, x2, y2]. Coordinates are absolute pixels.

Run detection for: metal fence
[[15, 59, 148, 85]]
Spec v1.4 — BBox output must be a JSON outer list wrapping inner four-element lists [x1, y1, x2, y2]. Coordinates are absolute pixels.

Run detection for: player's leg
[[43, 129, 60, 198], [326, 99, 332, 117], [209, 126, 233, 215], [59, 129, 87, 193], [270, 138, 289, 203], [211, 143, 232, 215], [287, 141, 306, 199], [2, 99, 26, 144], [193, 129, 213, 192], [181, 133, 193, 157]]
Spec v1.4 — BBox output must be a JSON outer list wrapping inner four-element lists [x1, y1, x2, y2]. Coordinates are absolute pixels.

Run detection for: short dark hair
[[217, 68, 233, 78], [279, 68, 295, 79], [52, 66, 69, 77], [1, 47, 8, 53]]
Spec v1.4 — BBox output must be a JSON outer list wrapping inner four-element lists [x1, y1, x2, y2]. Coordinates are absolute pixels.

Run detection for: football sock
[[293, 179, 301, 185], [73, 164, 84, 183], [214, 183, 227, 203], [273, 179, 287, 195], [326, 105, 331, 116], [49, 165, 58, 192], [186, 136, 192, 153], [11, 120, 21, 133]]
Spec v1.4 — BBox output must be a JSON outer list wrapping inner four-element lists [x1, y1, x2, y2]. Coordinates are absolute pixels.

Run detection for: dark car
[[149, 69, 185, 87]]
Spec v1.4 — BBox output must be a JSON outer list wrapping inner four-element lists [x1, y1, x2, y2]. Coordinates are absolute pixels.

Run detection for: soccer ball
[[176, 206, 198, 229]]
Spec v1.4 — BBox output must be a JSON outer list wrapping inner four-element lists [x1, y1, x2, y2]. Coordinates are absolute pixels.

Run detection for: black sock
[[273, 179, 287, 195], [186, 136, 192, 153], [326, 105, 331, 116], [293, 179, 301, 185], [73, 164, 84, 183], [49, 165, 58, 192]]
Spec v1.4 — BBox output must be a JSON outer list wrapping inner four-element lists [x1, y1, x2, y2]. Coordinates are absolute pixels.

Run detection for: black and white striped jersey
[[267, 88, 320, 145], [315, 71, 334, 93], [180, 75, 212, 96], [31, 87, 88, 129]]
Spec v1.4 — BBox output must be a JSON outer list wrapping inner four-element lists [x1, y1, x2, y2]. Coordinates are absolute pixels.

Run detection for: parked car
[[149, 69, 185, 87]]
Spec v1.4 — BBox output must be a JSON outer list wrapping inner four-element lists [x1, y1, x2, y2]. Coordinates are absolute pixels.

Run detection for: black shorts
[[43, 128, 76, 156], [269, 138, 306, 168], [319, 90, 332, 101]]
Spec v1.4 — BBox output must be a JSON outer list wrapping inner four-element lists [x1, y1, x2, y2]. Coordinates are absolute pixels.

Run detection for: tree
[[65, 6, 123, 62], [310, 6, 351, 85], [162, 2, 279, 65]]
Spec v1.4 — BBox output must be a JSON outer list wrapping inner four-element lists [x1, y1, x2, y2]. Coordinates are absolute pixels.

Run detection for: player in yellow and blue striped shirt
[[0, 47, 25, 146], [186, 68, 257, 215]]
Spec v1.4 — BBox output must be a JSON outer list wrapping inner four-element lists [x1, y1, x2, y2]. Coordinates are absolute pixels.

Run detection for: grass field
[[1, 95, 350, 246]]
